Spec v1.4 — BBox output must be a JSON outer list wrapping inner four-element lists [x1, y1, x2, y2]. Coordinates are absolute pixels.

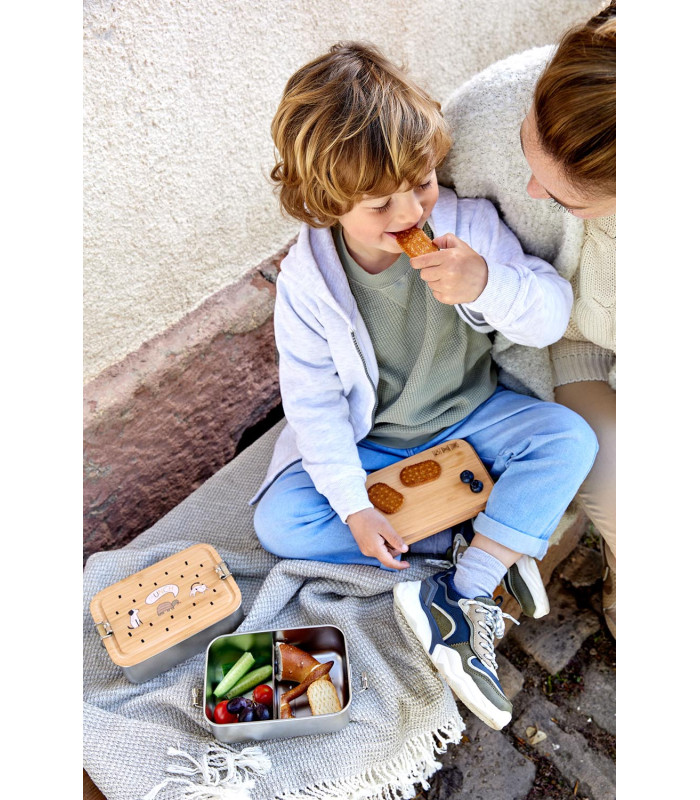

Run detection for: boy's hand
[[409, 233, 488, 305], [346, 507, 410, 570]]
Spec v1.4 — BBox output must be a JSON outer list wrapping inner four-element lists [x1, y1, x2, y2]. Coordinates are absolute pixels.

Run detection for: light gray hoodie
[[251, 186, 572, 521]]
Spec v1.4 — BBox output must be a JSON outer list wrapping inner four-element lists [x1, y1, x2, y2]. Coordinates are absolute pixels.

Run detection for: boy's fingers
[[409, 251, 442, 270], [376, 549, 410, 570], [416, 265, 441, 283], [381, 527, 408, 553], [430, 232, 460, 250], [373, 527, 409, 569], [431, 233, 478, 255]]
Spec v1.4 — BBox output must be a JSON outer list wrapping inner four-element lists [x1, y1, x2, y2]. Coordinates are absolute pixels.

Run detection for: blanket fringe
[[143, 743, 272, 800], [142, 715, 463, 800], [275, 714, 465, 800]]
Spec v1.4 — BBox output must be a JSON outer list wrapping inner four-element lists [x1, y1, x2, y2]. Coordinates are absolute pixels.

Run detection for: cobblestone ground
[[413, 529, 615, 800]]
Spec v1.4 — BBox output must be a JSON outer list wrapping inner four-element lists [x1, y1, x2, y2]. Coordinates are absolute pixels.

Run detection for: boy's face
[[338, 169, 439, 272]]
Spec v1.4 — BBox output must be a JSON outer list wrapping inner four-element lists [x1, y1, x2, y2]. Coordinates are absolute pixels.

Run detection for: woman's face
[[520, 107, 615, 219]]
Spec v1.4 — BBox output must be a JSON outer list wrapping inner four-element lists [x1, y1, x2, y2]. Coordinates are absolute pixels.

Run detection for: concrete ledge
[[83, 241, 293, 560]]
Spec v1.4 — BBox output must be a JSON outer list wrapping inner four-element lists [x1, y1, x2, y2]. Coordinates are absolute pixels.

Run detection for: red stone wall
[[83, 242, 292, 561]]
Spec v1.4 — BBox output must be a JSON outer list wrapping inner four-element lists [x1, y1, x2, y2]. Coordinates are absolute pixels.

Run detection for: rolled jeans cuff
[[472, 512, 549, 560]]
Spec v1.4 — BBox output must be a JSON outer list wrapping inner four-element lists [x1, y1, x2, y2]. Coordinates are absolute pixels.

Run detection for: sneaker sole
[[515, 555, 550, 619], [393, 581, 511, 731]]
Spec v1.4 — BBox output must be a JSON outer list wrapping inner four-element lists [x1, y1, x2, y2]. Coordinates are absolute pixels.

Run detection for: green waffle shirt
[[333, 223, 497, 448]]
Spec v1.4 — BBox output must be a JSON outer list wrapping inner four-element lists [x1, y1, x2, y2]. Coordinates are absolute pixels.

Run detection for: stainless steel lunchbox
[[203, 625, 352, 742], [90, 543, 244, 683]]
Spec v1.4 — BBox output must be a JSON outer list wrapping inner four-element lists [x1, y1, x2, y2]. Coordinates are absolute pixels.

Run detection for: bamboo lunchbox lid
[[90, 543, 242, 670]]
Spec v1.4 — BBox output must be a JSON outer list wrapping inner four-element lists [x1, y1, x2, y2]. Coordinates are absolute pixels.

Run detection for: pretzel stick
[[279, 661, 332, 719]]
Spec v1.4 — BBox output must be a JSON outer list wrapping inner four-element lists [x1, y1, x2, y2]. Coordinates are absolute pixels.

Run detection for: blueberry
[[460, 470, 474, 484], [470, 479, 484, 493]]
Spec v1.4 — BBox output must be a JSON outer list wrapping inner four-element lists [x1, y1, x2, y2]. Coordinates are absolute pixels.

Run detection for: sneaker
[[394, 567, 517, 730], [430, 532, 550, 619], [443, 530, 471, 563], [503, 555, 550, 619]]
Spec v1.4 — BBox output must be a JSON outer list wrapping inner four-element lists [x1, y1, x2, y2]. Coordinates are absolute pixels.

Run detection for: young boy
[[251, 42, 598, 730]]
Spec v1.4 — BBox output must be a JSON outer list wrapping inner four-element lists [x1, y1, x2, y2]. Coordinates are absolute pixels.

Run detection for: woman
[[439, 1, 616, 636]]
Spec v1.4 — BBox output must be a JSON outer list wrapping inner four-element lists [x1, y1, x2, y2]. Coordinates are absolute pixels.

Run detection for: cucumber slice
[[213, 651, 255, 698], [252, 652, 271, 669], [224, 664, 273, 699], [230, 633, 255, 651]]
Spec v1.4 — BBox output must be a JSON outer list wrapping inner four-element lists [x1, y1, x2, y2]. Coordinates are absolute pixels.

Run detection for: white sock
[[453, 546, 507, 600]]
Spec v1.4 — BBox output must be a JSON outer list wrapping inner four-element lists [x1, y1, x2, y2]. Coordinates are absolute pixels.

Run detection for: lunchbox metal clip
[[94, 620, 113, 641], [215, 561, 233, 580], [348, 663, 369, 692], [191, 686, 203, 709]]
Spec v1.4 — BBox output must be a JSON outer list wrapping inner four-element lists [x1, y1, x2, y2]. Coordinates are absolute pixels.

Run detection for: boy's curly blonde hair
[[270, 42, 452, 227]]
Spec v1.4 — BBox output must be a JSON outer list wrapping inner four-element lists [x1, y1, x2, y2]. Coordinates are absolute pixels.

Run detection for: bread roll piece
[[307, 676, 342, 716], [395, 227, 439, 257], [277, 643, 325, 683]]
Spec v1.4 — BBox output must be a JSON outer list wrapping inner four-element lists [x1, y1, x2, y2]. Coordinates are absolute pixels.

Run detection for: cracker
[[368, 482, 404, 514], [395, 227, 439, 257], [399, 459, 441, 487], [307, 677, 342, 716]]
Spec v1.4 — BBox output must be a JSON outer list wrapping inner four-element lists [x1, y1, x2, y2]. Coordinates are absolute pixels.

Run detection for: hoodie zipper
[[350, 328, 378, 427]]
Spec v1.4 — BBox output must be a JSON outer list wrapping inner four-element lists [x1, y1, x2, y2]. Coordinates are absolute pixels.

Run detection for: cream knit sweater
[[550, 214, 616, 386], [439, 46, 616, 398]]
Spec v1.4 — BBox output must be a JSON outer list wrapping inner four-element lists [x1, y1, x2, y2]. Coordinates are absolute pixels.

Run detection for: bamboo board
[[365, 439, 493, 545]]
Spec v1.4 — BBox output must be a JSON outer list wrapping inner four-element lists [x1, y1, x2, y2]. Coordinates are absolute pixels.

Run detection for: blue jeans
[[254, 388, 598, 567]]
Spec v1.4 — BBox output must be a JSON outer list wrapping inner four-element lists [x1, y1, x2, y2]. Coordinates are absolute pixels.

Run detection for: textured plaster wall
[[83, 0, 602, 383]]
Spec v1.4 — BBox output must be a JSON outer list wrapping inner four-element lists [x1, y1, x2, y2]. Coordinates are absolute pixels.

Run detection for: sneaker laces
[[425, 532, 471, 569], [458, 598, 518, 672], [425, 557, 452, 568]]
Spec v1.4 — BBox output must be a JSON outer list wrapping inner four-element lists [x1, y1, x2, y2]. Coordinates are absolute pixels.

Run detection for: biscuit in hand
[[395, 227, 439, 257]]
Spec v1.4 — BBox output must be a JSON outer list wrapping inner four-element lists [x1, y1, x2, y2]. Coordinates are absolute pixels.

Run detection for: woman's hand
[[346, 507, 410, 570], [410, 233, 488, 305]]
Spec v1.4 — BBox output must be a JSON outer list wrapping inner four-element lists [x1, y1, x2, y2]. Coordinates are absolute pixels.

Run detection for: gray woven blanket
[[83, 422, 465, 800]]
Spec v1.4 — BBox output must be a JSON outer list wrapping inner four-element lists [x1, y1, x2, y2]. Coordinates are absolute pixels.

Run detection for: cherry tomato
[[213, 700, 238, 724], [252, 684, 274, 706]]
